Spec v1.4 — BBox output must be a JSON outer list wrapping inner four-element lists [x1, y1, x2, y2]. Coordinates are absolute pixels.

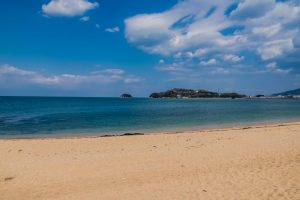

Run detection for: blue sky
[[0, 0, 299, 96]]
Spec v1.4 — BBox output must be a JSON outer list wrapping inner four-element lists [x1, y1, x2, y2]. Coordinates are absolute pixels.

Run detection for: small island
[[149, 88, 246, 99], [120, 93, 132, 98]]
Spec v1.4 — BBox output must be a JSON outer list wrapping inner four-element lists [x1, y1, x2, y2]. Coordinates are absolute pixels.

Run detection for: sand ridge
[[1, 122, 300, 200]]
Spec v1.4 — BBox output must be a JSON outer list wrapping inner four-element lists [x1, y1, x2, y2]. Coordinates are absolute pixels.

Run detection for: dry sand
[[1, 122, 300, 200]]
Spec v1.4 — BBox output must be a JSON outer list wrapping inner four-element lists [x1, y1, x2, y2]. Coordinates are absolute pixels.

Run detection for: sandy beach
[[1, 122, 300, 200]]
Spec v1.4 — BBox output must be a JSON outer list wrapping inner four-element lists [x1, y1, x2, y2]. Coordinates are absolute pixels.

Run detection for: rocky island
[[120, 93, 132, 98], [149, 88, 246, 99]]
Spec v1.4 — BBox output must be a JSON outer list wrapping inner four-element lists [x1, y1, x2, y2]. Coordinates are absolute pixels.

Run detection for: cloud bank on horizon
[[0, 64, 141, 95], [125, 0, 300, 77], [0, 65, 141, 86]]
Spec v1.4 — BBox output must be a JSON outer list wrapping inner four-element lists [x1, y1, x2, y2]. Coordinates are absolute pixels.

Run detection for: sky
[[0, 0, 300, 97]]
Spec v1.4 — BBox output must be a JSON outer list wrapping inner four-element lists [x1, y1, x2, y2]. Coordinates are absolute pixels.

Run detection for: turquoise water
[[1, 97, 300, 138]]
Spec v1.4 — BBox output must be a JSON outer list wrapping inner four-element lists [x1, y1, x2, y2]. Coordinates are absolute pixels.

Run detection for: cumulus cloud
[[0, 65, 142, 87], [124, 0, 300, 78], [125, 0, 236, 56], [105, 26, 120, 33], [42, 0, 99, 17]]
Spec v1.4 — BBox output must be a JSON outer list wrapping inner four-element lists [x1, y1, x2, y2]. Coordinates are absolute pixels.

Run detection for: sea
[[1, 96, 300, 138]]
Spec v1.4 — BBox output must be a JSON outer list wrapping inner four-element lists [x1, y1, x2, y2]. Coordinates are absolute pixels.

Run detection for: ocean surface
[[1, 97, 300, 138]]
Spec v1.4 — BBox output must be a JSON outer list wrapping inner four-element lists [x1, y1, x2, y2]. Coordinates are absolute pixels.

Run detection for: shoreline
[[1, 119, 300, 140]]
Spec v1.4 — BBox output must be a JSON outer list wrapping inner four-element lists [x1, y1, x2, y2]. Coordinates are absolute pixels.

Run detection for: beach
[[1, 122, 300, 200]]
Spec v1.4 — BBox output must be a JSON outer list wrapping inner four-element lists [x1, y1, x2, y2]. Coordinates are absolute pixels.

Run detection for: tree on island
[[149, 88, 246, 99], [219, 93, 246, 99], [255, 94, 265, 98], [120, 93, 132, 98]]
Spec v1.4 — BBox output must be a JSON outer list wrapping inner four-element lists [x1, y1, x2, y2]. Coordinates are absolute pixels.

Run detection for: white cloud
[[105, 26, 120, 33], [124, 0, 300, 77], [80, 16, 90, 22], [92, 68, 125, 76], [252, 24, 281, 38], [266, 62, 277, 70], [123, 77, 143, 84], [224, 54, 244, 62], [0, 65, 142, 86], [124, 0, 247, 56], [266, 62, 291, 74], [200, 58, 217, 66], [156, 61, 189, 72], [42, 0, 99, 17], [185, 52, 194, 58], [258, 39, 294, 60], [158, 59, 165, 64], [0, 65, 35, 76], [95, 24, 100, 28], [211, 67, 230, 75], [230, 0, 275, 20]]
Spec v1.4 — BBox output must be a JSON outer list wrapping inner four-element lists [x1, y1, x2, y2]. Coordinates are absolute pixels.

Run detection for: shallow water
[[1, 97, 300, 137]]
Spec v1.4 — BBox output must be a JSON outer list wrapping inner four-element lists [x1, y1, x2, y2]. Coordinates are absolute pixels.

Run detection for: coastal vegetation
[[149, 88, 246, 99]]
